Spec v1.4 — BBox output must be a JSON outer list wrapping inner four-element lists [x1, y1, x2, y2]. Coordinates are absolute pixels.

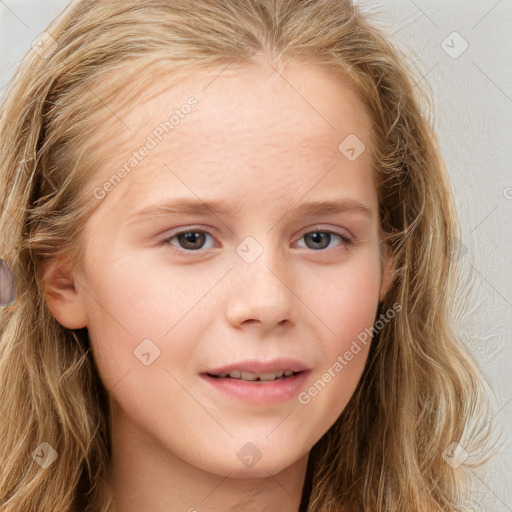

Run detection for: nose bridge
[[227, 232, 296, 327], [235, 233, 286, 287]]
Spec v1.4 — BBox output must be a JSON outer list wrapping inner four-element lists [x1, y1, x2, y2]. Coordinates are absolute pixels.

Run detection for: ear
[[37, 256, 89, 329], [378, 242, 395, 302]]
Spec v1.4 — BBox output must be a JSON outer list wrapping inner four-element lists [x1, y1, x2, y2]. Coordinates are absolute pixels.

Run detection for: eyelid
[[161, 226, 219, 252], [297, 224, 354, 242], [162, 224, 353, 240]]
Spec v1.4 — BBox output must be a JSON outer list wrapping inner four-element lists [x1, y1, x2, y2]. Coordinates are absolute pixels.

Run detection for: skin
[[44, 55, 393, 512]]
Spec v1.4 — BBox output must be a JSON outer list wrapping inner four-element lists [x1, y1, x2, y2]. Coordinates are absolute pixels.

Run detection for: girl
[[0, 1, 499, 511]]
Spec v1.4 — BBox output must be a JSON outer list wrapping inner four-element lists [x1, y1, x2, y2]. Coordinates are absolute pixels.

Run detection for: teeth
[[215, 370, 296, 381], [240, 371, 259, 381]]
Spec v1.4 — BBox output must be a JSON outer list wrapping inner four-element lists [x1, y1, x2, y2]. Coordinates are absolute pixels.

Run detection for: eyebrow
[[127, 197, 374, 223]]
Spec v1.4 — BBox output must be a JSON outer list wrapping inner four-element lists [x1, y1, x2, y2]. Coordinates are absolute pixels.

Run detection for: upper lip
[[205, 358, 311, 376]]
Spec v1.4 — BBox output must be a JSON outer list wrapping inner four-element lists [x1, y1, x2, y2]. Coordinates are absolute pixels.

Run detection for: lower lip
[[201, 372, 311, 405]]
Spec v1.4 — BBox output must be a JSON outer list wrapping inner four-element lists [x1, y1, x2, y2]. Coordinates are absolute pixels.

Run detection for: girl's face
[[48, 59, 392, 478]]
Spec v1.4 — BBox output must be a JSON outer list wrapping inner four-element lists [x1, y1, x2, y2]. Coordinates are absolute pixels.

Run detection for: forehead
[[118, 60, 369, 147], [87, 60, 376, 212]]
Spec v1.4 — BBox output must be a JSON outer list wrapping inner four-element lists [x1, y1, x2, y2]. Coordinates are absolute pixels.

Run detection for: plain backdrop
[[0, 1, 511, 510]]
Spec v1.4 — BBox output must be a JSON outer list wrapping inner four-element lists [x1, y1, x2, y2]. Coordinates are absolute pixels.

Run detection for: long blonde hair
[[0, 1, 498, 511]]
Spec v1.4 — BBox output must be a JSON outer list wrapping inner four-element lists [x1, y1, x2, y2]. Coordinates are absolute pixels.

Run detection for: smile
[[209, 370, 298, 381]]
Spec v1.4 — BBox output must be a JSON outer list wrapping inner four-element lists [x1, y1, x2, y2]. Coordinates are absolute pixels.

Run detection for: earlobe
[[38, 258, 89, 329]]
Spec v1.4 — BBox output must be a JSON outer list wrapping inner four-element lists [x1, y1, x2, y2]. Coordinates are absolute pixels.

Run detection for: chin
[[193, 450, 299, 480], [225, 462, 289, 480]]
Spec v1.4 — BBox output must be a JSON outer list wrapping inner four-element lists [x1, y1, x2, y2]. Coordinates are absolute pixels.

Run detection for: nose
[[225, 238, 297, 332]]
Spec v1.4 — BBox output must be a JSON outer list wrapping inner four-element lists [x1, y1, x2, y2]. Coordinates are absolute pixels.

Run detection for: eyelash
[[161, 227, 353, 255]]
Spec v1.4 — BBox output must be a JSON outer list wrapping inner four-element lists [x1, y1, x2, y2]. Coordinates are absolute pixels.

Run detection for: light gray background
[[0, 0, 511, 510]]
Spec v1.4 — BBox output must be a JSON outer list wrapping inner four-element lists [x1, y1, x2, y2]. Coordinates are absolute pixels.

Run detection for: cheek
[[301, 254, 381, 412], [312, 251, 382, 343], [79, 256, 191, 387], [81, 254, 226, 417]]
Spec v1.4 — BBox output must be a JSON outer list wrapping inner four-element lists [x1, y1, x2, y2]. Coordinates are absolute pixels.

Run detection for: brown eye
[[163, 230, 214, 251]]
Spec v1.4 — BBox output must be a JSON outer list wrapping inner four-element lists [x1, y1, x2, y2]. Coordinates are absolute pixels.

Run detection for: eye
[[296, 229, 353, 251], [162, 229, 215, 252], [161, 227, 353, 254]]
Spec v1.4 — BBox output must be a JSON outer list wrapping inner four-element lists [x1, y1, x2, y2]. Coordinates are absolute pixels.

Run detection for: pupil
[[180, 232, 204, 249], [307, 232, 329, 249]]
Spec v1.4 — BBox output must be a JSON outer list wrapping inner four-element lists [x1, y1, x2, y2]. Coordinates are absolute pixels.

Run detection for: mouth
[[200, 360, 311, 404], [205, 369, 303, 382]]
